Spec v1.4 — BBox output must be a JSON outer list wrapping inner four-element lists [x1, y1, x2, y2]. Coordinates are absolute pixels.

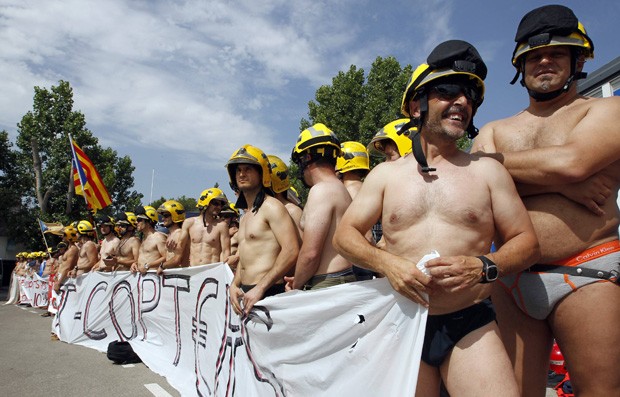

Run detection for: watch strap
[[477, 255, 498, 283]]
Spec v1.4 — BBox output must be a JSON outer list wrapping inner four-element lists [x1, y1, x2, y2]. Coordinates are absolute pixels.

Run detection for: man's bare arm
[[427, 160, 540, 290], [239, 200, 299, 314], [333, 165, 432, 307], [219, 223, 231, 262], [292, 185, 333, 289], [161, 232, 188, 270], [493, 98, 620, 184], [473, 120, 614, 215]]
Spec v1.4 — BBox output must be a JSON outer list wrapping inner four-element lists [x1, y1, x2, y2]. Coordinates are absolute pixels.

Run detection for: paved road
[[0, 294, 180, 397]]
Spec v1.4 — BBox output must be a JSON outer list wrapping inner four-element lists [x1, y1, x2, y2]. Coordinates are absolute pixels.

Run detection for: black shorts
[[240, 283, 285, 298], [422, 299, 496, 367]]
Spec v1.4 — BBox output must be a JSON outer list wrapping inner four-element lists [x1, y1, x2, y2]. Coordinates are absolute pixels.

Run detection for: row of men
[[39, 5, 620, 396], [47, 197, 239, 289], [226, 5, 620, 397], [13, 251, 56, 278]]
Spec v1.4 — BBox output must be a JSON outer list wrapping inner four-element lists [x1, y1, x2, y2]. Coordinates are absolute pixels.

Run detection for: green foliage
[[150, 195, 198, 213], [293, 56, 413, 203], [2, 80, 142, 250]]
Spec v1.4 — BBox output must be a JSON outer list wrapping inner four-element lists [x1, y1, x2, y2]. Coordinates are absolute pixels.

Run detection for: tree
[[0, 131, 40, 247], [150, 195, 198, 215], [293, 56, 413, 202], [4, 81, 142, 249]]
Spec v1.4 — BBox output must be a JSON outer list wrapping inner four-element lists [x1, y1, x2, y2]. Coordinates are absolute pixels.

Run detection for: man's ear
[[576, 52, 586, 72], [408, 99, 421, 118]]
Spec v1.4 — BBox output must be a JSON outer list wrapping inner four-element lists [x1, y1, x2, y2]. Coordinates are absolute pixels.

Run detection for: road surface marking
[[144, 383, 173, 397]]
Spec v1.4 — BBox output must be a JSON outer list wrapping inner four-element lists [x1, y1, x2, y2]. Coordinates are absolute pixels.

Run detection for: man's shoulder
[[581, 94, 620, 113], [310, 177, 349, 197], [261, 195, 288, 214]]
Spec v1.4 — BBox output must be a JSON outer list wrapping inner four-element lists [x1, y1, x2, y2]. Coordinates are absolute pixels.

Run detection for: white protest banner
[[17, 274, 49, 308], [5, 272, 21, 305], [53, 264, 427, 396]]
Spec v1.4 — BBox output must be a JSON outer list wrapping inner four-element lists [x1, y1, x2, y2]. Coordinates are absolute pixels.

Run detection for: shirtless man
[[103, 212, 140, 271], [471, 6, 620, 396], [267, 155, 303, 235], [13, 252, 27, 277], [156, 200, 189, 274], [335, 141, 370, 199], [333, 40, 539, 396], [288, 124, 354, 290], [130, 206, 167, 274], [73, 220, 98, 276], [41, 247, 60, 316], [368, 121, 414, 248], [92, 215, 119, 272], [227, 144, 299, 315], [336, 141, 375, 281], [179, 188, 230, 266], [367, 118, 413, 162], [54, 227, 79, 293], [219, 202, 241, 271]]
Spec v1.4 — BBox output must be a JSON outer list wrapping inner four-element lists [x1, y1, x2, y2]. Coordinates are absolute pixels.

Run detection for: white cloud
[[1, 0, 616, 201]]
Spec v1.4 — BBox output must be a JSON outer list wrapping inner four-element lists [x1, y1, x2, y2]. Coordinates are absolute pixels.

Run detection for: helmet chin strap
[[398, 95, 436, 174], [399, 94, 478, 174], [524, 74, 576, 102]]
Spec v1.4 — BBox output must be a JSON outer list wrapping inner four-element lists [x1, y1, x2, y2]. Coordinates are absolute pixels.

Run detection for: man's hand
[[558, 172, 614, 216], [382, 258, 432, 308], [103, 256, 117, 267], [130, 263, 139, 274], [165, 236, 178, 251], [53, 281, 61, 294], [284, 276, 295, 292], [156, 264, 165, 276], [225, 254, 239, 272], [425, 256, 483, 292], [239, 286, 264, 316], [229, 284, 244, 315]]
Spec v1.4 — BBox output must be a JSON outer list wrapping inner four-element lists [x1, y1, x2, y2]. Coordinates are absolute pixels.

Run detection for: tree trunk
[[31, 138, 48, 213], [66, 168, 75, 215]]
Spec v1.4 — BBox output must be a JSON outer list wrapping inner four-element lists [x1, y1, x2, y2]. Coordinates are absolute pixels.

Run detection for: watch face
[[486, 265, 498, 281]]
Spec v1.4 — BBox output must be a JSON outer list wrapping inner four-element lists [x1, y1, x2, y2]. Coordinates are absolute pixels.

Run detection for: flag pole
[[150, 169, 155, 205], [68, 134, 100, 242], [68, 134, 91, 209], [37, 219, 52, 259]]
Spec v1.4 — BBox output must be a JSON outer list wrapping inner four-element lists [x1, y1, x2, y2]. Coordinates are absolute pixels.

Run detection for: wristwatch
[[477, 256, 498, 283]]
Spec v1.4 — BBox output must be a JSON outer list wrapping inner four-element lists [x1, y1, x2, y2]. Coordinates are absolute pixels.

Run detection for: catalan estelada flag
[[70, 138, 112, 212]]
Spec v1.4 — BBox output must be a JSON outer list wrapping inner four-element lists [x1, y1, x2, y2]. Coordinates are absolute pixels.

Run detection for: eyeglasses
[[211, 201, 225, 207], [429, 83, 481, 104]]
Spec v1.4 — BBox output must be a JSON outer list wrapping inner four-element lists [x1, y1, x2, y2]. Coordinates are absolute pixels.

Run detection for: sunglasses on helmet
[[429, 83, 481, 104]]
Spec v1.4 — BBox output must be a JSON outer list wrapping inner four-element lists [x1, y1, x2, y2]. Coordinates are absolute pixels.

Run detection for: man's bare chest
[[496, 108, 585, 152]]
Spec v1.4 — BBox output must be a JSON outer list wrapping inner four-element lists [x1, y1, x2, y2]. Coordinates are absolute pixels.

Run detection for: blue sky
[[1, 0, 618, 203]]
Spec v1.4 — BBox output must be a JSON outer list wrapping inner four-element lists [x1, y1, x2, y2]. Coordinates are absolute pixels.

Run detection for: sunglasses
[[160, 213, 171, 218], [136, 218, 147, 223], [429, 83, 481, 104]]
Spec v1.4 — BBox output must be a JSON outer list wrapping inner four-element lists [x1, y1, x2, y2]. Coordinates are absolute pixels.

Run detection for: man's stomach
[[525, 194, 619, 262], [429, 284, 491, 315]]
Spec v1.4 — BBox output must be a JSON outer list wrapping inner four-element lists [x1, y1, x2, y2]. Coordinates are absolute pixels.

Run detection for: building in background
[[578, 55, 620, 234]]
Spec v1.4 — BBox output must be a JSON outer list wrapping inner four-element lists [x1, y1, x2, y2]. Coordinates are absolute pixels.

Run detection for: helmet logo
[[276, 170, 287, 181], [528, 33, 551, 48]]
